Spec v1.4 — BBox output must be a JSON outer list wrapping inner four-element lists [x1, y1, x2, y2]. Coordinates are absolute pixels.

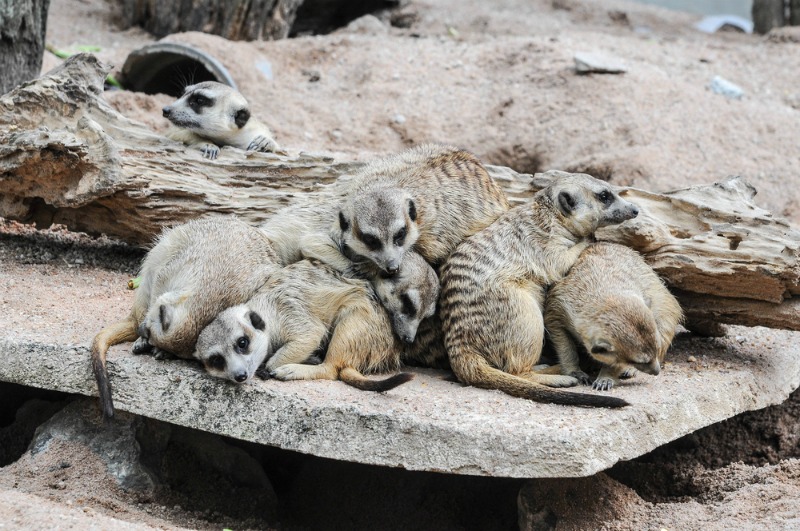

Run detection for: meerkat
[[260, 193, 441, 345], [91, 218, 279, 418], [162, 81, 279, 160], [335, 144, 510, 276], [439, 173, 640, 408], [544, 242, 683, 391], [195, 259, 418, 392]]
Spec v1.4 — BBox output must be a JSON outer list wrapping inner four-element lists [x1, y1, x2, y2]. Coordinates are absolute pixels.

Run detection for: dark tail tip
[[92, 353, 115, 420], [577, 394, 630, 409], [348, 372, 415, 392]]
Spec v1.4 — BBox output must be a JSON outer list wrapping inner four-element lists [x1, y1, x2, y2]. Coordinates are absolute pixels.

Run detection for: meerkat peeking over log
[[195, 258, 429, 392], [90, 218, 279, 418], [162, 81, 279, 159], [335, 144, 510, 276], [545, 242, 683, 391], [439, 173, 639, 408]]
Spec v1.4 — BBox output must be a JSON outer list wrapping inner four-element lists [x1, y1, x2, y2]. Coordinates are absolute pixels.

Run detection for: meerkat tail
[[90, 316, 138, 419], [454, 355, 629, 408], [338, 368, 414, 392]]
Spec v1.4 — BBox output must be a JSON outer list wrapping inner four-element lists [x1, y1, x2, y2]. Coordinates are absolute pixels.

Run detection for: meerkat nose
[[162, 106, 172, 117], [234, 373, 247, 383], [385, 265, 400, 276]]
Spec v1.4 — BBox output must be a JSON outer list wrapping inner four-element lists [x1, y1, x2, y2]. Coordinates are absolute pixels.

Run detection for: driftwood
[[1, 54, 799, 332]]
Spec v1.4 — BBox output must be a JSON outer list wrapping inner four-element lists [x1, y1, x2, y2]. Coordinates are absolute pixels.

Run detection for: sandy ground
[[3, 0, 798, 528]]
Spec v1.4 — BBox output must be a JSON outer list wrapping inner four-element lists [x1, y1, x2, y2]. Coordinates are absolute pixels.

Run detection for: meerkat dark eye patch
[[394, 227, 407, 246], [207, 354, 226, 371], [235, 336, 250, 353], [188, 93, 214, 111], [234, 108, 250, 128], [248, 311, 265, 331], [360, 233, 383, 251], [408, 199, 417, 221], [557, 191, 577, 215], [338, 211, 350, 231], [596, 190, 613, 205], [400, 293, 417, 317], [159, 304, 171, 332]]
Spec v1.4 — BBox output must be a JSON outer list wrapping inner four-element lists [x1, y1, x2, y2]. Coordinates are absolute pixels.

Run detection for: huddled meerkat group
[[91, 88, 683, 418]]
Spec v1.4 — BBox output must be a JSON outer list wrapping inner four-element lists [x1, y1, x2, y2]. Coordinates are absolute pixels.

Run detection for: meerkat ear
[[248, 311, 265, 331], [234, 108, 251, 128], [590, 340, 613, 354], [338, 211, 350, 231], [558, 191, 577, 215], [407, 199, 417, 222], [159, 304, 172, 332]]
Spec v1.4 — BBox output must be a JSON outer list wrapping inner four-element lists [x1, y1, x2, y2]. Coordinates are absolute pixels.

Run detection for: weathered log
[[0, 0, 50, 95], [117, 0, 305, 40], [752, 0, 786, 34], [1, 54, 799, 331]]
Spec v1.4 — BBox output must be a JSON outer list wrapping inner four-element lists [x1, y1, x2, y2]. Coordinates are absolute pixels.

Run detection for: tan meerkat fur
[[91, 218, 279, 418], [335, 144, 510, 276], [260, 194, 441, 345], [195, 259, 421, 392], [544, 242, 683, 391], [163, 81, 279, 160], [439, 173, 640, 408]]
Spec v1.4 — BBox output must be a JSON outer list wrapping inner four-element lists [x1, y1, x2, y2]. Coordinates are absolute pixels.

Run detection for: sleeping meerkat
[[91, 218, 279, 418], [162, 81, 279, 160], [195, 258, 426, 392], [259, 193, 441, 345], [439, 173, 639, 408], [544, 242, 683, 391], [335, 144, 510, 276]]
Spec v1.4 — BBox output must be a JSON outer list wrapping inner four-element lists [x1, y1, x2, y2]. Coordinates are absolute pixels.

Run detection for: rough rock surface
[[1, 232, 799, 478]]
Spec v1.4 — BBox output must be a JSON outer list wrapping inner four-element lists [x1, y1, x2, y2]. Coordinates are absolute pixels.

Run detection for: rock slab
[[1, 324, 798, 479]]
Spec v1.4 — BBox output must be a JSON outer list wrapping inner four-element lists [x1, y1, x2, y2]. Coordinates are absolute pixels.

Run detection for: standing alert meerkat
[[544, 242, 683, 391], [195, 259, 421, 392], [335, 144, 510, 275], [439, 173, 639, 408], [91, 218, 279, 418], [163, 81, 279, 160]]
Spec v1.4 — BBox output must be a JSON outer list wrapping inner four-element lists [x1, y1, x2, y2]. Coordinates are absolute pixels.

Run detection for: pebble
[[574, 51, 627, 74], [687, 356, 697, 363], [709, 76, 744, 99], [392, 114, 406, 124]]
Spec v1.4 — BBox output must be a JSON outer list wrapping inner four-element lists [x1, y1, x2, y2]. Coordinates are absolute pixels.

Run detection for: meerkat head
[[137, 290, 195, 356], [373, 252, 439, 344], [337, 188, 420, 276], [583, 296, 661, 376], [194, 304, 272, 383], [545, 174, 639, 239], [162, 81, 252, 141]]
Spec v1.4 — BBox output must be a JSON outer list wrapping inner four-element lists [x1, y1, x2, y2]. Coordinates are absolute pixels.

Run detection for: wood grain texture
[[1, 54, 799, 331]]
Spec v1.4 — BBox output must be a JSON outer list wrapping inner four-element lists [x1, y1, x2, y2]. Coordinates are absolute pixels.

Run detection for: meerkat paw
[[200, 144, 220, 159], [271, 363, 318, 381], [247, 135, 278, 153], [152, 347, 174, 361], [255, 365, 272, 380], [592, 377, 617, 391], [568, 370, 592, 386], [131, 337, 153, 355], [619, 367, 638, 380], [543, 374, 580, 388]]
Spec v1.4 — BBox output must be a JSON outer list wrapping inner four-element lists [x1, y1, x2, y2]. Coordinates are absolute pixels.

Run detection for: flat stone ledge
[[1, 327, 799, 478]]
